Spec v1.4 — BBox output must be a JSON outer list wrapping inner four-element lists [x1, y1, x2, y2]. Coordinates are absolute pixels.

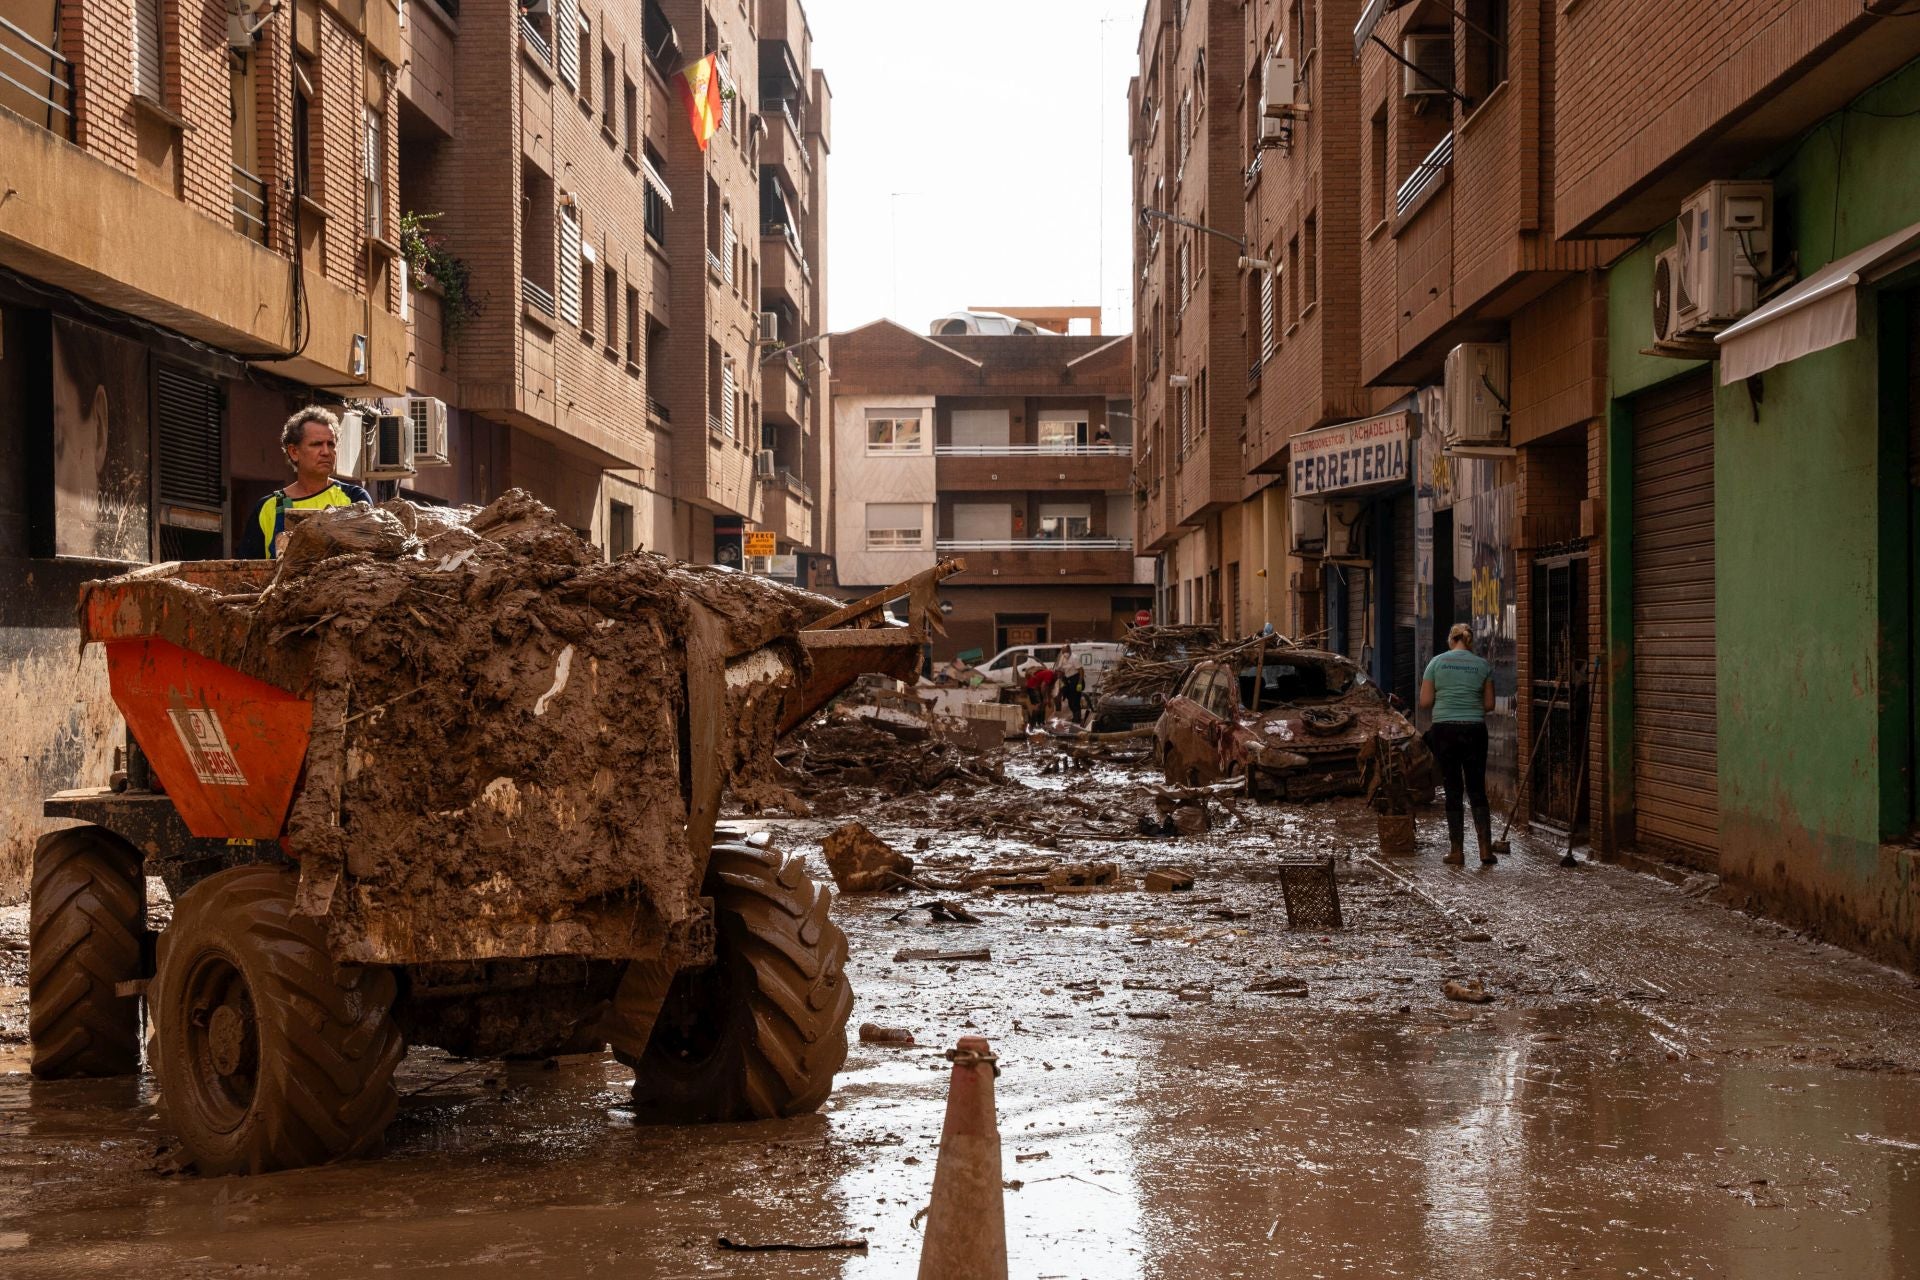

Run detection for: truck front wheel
[[619, 844, 852, 1123], [29, 827, 145, 1079], [150, 866, 404, 1175]]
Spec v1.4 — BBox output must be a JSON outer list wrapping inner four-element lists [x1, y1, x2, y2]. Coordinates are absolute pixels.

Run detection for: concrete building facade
[[830, 319, 1150, 663]]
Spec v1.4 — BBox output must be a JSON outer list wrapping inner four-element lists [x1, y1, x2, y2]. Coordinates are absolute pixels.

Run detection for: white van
[[977, 642, 1125, 690]]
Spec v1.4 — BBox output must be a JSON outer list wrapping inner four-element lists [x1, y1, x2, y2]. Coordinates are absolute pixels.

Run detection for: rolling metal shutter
[[155, 364, 224, 511], [1631, 372, 1719, 865]]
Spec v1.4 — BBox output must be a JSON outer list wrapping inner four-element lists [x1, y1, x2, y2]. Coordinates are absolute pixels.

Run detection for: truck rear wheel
[[618, 844, 852, 1123], [150, 866, 403, 1175], [29, 827, 146, 1079]]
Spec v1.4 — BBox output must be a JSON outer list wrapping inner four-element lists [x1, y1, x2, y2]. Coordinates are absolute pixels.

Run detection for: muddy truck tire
[[150, 865, 404, 1175], [29, 827, 146, 1079], [618, 844, 852, 1123]]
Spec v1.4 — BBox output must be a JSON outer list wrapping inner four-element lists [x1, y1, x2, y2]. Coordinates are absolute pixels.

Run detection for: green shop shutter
[[1631, 371, 1719, 866]]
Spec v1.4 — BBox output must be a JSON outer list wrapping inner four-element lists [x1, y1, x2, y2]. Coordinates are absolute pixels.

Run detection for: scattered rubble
[[823, 822, 916, 893], [858, 1023, 916, 1046], [779, 718, 1009, 810], [1444, 978, 1494, 1004]]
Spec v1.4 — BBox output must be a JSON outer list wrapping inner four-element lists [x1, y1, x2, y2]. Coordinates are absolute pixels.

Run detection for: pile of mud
[[776, 717, 1008, 814], [211, 491, 835, 961]]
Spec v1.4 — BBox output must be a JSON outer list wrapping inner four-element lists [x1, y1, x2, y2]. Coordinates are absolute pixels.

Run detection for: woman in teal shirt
[[1420, 623, 1496, 867]]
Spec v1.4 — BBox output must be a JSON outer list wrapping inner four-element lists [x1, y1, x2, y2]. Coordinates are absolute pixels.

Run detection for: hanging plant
[[398, 211, 484, 347]]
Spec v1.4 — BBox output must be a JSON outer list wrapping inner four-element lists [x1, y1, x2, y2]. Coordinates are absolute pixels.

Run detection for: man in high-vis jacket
[[239, 407, 371, 559]]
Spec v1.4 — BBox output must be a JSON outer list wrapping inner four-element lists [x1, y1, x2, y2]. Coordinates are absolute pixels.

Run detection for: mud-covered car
[[1088, 627, 1221, 732], [1154, 647, 1435, 801]]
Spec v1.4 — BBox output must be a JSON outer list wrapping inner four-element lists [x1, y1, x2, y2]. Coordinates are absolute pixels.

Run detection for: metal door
[[1530, 554, 1588, 830], [1632, 372, 1719, 865]]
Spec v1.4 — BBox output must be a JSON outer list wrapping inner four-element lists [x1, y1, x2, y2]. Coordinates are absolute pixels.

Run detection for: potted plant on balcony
[[398, 211, 484, 347]]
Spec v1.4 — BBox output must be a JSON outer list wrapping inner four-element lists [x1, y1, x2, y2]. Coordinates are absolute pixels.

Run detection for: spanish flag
[[678, 53, 723, 151]]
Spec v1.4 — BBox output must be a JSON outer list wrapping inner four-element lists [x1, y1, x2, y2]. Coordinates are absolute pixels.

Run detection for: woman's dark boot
[[1474, 810, 1497, 865], [1445, 808, 1466, 866]]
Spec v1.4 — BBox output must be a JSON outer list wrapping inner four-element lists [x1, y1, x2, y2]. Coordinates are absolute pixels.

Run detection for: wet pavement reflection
[[3, 764, 1919, 1278]]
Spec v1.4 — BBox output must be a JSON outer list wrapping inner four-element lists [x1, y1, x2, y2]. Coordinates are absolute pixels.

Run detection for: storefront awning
[[1716, 220, 1920, 384], [1353, 0, 1414, 58]]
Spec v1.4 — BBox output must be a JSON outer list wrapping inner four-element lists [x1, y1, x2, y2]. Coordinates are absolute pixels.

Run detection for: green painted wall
[[1605, 58, 1920, 964]]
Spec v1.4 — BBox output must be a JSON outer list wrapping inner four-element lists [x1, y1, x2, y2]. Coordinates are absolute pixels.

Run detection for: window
[[132, 0, 163, 100], [625, 284, 641, 366], [1369, 105, 1388, 226], [643, 145, 670, 244], [623, 75, 639, 160], [1269, 264, 1285, 345], [556, 0, 579, 87], [720, 203, 736, 287], [1178, 238, 1191, 309], [293, 57, 315, 196], [1258, 266, 1276, 359], [1177, 384, 1191, 455], [1304, 213, 1317, 308], [865, 503, 925, 551], [576, 9, 592, 103], [521, 162, 555, 309], [603, 265, 620, 357], [580, 242, 596, 336], [1038, 418, 1088, 451], [866, 411, 923, 454], [602, 46, 616, 124], [363, 107, 385, 239], [1464, 0, 1507, 103], [1287, 234, 1300, 323], [720, 356, 736, 436], [608, 500, 635, 558], [557, 204, 582, 324], [1037, 502, 1092, 540]]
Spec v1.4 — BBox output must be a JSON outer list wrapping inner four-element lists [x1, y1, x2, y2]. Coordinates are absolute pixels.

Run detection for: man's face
[[289, 420, 337, 476]]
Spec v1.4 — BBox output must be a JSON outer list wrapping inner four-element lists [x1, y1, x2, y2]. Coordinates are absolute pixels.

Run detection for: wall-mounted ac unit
[[755, 449, 777, 478], [1259, 116, 1288, 146], [760, 310, 780, 341], [401, 396, 451, 468], [1651, 245, 1687, 343], [1442, 342, 1510, 446], [1326, 500, 1368, 560], [1290, 497, 1327, 556], [1261, 55, 1299, 116], [335, 408, 365, 480], [1401, 34, 1452, 99], [1673, 179, 1773, 334], [360, 410, 415, 479]]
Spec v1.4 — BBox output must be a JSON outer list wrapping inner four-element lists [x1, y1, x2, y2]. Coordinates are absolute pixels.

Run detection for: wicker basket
[[1376, 813, 1417, 857]]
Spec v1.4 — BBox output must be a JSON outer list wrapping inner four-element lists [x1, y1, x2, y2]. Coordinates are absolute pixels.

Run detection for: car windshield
[[1235, 658, 1351, 707]]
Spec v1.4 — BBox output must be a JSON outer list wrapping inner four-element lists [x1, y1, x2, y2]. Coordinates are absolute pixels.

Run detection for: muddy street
[[2, 752, 1917, 1277]]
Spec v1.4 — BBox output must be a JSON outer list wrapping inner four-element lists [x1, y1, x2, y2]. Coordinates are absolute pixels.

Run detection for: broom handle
[[1495, 673, 1566, 843], [1562, 656, 1601, 866]]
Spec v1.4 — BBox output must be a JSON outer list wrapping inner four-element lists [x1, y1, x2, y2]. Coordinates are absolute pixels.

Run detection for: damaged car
[[1154, 645, 1436, 801]]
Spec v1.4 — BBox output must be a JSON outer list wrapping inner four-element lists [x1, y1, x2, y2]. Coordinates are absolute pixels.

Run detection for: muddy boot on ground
[[1474, 807, 1497, 866], [1444, 807, 1466, 866]]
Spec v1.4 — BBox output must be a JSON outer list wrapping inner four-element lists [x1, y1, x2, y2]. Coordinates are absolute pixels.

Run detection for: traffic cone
[[917, 1035, 1007, 1280]]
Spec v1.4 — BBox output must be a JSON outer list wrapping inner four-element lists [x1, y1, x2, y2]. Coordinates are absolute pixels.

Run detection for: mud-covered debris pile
[[233, 490, 839, 957], [776, 717, 1008, 812]]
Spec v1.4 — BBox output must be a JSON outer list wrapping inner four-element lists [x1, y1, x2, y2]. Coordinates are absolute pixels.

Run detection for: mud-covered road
[[4, 755, 1920, 1278]]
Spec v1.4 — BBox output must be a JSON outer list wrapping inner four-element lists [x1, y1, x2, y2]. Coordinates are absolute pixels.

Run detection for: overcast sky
[[800, 0, 1145, 337]]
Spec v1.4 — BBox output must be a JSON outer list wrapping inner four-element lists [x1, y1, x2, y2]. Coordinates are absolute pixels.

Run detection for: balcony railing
[[935, 538, 1134, 552], [0, 17, 76, 141], [706, 248, 724, 281], [521, 15, 552, 64], [1395, 132, 1452, 217], [762, 95, 803, 140], [648, 395, 671, 422], [522, 277, 555, 316], [231, 164, 269, 244], [780, 469, 811, 502], [934, 444, 1131, 457], [762, 220, 811, 280]]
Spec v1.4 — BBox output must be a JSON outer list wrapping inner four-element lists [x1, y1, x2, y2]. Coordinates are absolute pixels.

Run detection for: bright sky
[[801, 0, 1146, 337]]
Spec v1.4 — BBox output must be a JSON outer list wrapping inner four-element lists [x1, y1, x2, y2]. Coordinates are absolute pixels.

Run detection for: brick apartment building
[[0, 0, 408, 889], [1132, 0, 1920, 968], [829, 315, 1150, 664], [396, 0, 829, 575]]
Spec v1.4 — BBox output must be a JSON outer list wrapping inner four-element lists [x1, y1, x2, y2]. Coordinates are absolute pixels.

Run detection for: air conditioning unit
[[760, 310, 780, 341], [1442, 342, 1510, 446], [1261, 55, 1300, 116], [1401, 33, 1452, 99], [401, 396, 451, 468], [519, 0, 550, 14], [755, 449, 777, 478], [1290, 497, 1327, 556], [361, 410, 415, 479], [335, 409, 365, 480], [1651, 245, 1685, 343], [1326, 500, 1368, 561], [1259, 117, 1289, 146], [1672, 179, 1773, 334]]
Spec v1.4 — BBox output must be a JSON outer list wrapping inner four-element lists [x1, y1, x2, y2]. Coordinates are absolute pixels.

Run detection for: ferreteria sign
[[1290, 410, 1414, 497]]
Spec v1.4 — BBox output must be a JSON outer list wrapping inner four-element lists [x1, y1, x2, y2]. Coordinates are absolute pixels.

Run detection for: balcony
[[761, 104, 810, 202], [643, 242, 670, 324], [935, 445, 1131, 492], [522, 277, 555, 317], [759, 470, 814, 547], [931, 538, 1138, 585], [761, 226, 809, 312], [520, 14, 552, 66], [0, 16, 74, 141], [1395, 133, 1451, 221], [231, 165, 269, 244], [765, 352, 808, 426], [706, 248, 725, 283]]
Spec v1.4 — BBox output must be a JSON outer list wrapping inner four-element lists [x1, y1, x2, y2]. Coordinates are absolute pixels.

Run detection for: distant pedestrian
[[1093, 421, 1114, 446], [1020, 659, 1056, 728], [1056, 645, 1086, 721], [1421, 623, 1496, 867]]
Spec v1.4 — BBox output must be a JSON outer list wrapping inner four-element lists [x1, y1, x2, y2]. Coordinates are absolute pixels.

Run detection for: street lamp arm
[[1139, 207, 1247, 253]]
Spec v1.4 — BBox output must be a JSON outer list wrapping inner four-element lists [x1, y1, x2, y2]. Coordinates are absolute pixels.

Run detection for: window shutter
[[721, 206, 736, 286], [556, 0, 580, 88], [155, 365, 224, 511], [558, 206, 582, 325], [364, 108, 384, 238], [1259, 270, 1275, 358], [721, 360, 736, 436], [132, 0, 163, 100]]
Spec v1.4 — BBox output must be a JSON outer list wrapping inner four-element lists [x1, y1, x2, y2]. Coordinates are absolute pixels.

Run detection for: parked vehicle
[[977, 642, 1124, 690], [1154, 646, 1436, 801], [1087, 627, 1221, 732]]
